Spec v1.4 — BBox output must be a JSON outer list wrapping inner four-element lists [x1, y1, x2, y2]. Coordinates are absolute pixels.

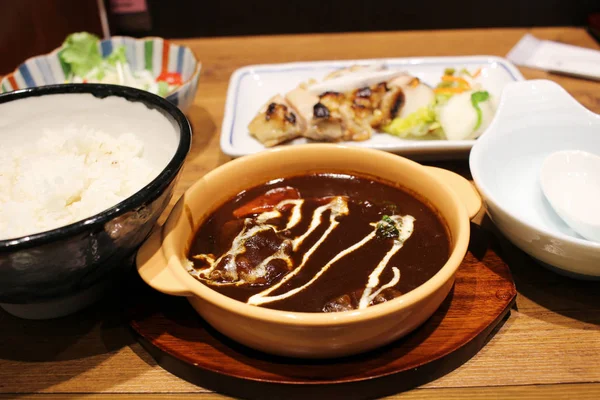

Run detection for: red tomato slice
[[157, 71, 183, 86]]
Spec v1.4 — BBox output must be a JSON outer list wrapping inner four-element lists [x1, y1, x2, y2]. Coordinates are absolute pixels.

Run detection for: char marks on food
[[248, 65, 496, 145], [389, 89, 405, 120], [248, 68, 416, 145], [313, 103, 331, 118], [247, 95, 304, 147]]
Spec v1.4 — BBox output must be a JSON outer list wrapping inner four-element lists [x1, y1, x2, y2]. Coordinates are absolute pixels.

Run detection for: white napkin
[[507, 34, 600, 81]]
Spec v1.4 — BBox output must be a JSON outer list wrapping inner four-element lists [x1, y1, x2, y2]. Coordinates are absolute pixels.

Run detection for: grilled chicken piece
[[350, 83, 388, 108], [312, 92, 373, 141], [309, 118, 345, 141], [249, 68, 429, 146], [309, 93, 346, 141], [247, 95, 303, 147], [388, 77, 435, 118], [287, 82, 405, 142], [314, 83, 405, 141], [379, 86, 405, 123], [309, 69, 404, 95], [348, 83, 398, 128], [285, 87, 319, 125], [338, 104, 373, 141], [286, 87, 347, 142], [387, 74, 415, 89]]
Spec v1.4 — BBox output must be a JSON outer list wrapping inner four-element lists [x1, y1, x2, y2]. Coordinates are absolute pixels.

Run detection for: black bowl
[[0, 84, 191, 318]]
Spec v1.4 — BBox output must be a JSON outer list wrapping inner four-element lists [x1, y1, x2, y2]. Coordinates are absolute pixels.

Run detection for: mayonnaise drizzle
[[190, 197, 339, 286], [256, 199, 304, 231], [292, 197, 348, 251], [189, 194, 416, 310], [357, 215, 414, 309], [283, 200, 304, 231], [196, 223, 273, 282], [248, 228, 375, 306], [246, 197, 349, 304]]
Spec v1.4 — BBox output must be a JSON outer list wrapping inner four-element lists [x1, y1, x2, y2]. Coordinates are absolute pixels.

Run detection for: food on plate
[[0, 127, 156, 240], [247, 95, 304, 147], [247, 65, 495, 146], [248, 66, 417, 145], [437, 89, 494, 140], [59, 32, 183, 96], [186, 173, 450, 313], [385, 68, 494, 140], [284, 80, 404, 142]]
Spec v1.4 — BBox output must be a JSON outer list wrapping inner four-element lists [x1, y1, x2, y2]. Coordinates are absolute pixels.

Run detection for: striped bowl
[[1, 36, 201, 113]]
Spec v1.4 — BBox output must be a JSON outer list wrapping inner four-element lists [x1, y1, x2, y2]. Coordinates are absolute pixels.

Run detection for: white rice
[[0, 126, 156, 240]]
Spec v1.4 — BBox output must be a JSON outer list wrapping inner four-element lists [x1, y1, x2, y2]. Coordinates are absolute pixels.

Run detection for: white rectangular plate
[[220, 56, 525, 159]]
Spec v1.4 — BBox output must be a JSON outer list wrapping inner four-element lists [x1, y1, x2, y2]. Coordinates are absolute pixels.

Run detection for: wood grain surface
[[0, 27, 599, 399]]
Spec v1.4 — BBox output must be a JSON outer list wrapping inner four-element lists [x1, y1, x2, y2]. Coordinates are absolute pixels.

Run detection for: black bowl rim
[[0, 83, 191, 251]]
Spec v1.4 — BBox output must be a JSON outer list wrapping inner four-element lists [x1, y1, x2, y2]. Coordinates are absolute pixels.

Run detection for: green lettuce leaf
[[157, 81, 170, 97], [106, 45, 127, 66], [59, 32, 103, 77], [383, 106, 438, 138], [471, 91, 490, 131]]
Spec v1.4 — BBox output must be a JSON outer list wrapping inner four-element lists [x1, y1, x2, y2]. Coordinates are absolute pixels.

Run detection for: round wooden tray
[[127, 224, 516, 399]]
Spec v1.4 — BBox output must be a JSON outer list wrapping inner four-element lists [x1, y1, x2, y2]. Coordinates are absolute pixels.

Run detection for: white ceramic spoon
[[540, 150, 600, 243]]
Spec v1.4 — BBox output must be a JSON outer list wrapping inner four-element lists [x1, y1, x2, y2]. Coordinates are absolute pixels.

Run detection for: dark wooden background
[[139, 0, 599, 37], [1, 0, 599, 74], [0, 0, 103, 74]]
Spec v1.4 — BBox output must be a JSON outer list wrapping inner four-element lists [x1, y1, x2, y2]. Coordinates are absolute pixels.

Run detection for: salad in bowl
[[1, 32, 201, 112]]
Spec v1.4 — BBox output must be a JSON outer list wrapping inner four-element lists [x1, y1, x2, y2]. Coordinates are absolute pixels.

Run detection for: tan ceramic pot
[[137, 144, 481, 358]]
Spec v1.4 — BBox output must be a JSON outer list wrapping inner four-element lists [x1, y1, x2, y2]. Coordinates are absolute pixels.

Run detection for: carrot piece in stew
[[232, 186, 301, 218]]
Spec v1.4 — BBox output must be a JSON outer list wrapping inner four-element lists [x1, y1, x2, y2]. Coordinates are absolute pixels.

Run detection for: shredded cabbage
[[383, 107, 439, 138]]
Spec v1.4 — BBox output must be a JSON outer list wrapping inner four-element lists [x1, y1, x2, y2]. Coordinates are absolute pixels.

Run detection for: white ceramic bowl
[[540, 150, 600, 243], [470, 79, 600, 278]]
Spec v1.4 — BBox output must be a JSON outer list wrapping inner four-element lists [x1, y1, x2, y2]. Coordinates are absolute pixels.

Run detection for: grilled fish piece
[[247, 95, 303, 147]]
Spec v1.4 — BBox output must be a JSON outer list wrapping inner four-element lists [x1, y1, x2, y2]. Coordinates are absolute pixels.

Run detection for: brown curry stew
[[187, 173, 450, 313]]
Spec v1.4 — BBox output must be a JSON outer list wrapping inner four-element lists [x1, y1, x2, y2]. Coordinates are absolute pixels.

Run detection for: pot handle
[[136, 228, 192, 296], [426, 167, 482, 219]]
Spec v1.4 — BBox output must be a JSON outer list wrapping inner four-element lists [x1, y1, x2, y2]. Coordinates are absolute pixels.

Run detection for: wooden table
[[1, 27, 599, 400]]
